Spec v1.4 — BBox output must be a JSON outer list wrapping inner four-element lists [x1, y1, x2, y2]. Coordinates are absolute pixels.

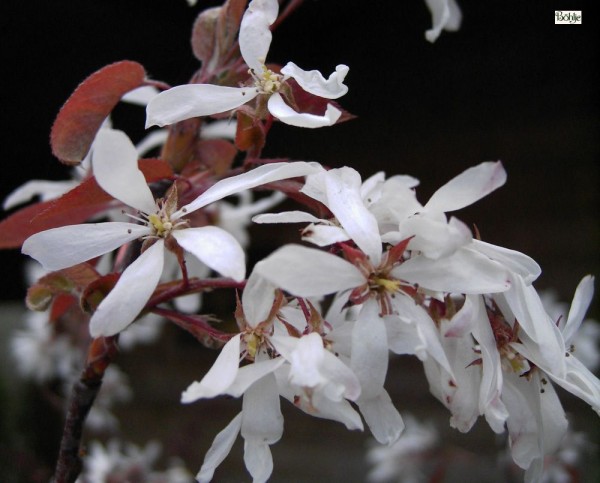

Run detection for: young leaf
[[217, 0, 248, 59], [50, 61, 147, 165], [191, 6, 220, 63]]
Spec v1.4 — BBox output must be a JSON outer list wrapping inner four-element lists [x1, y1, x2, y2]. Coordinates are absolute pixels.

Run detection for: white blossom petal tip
[[281, 62, 350, 99], [92, 129, 157, 214]]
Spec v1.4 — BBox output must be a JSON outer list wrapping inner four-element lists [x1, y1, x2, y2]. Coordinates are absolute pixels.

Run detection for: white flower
[[256, 164, 514, 294], [181, 269, 360, 409], [253, 244, 404, 443], [184, 269, 362, 481], [146, 0, 349, 129], [22, 129, 320, 337]]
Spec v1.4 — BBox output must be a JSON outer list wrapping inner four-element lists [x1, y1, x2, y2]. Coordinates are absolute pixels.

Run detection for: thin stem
[[146, 277, 245, 308], [151, 307, 234, 343]]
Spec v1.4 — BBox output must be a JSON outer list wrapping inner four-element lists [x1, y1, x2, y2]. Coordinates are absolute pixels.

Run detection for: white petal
[[227, 358, 285, 397], [281, 62, 349, 99], [254, 244, 365, 297], [175, 161, 321, 217], [241, 372, 283, 444], [351, 300, 388, 398], [275, 365, 363, 429], [358, 390, 404, 445], [302, 223, 350, 247], [197, 413, 242, 483], [401, 214, 471, 259], [22, 222, 149, 271], [470, 295, 507, 431], [391, 294, 455, 376], [443, 293, 475, 337], [471, 239, 541, 284], [320, 350, 362, 401], [563, 275, 595, 343], [267, 92, 342, 128], [89, 239, 164, 337], [323, 167, 382, 264], [393, 247, 510, 294], [239, 0, 279, 72], [503, 372, 568, 472], [92, 129, 157, 213], [514, 342, 600, 411], [3, 179, 77, 210], [243, 441, 273, 483], [121, 85, 159, 106], [272, 333, 324, 386], [242, 270, 277, 327], [173, 226, 245, 281], [145, 84, 258, 128], [503, 275, 566, 374], [181, 334, 242, 402], [425, 161, 507, 213], [424, 0, 462, 43], [252, 210, 321, 224]]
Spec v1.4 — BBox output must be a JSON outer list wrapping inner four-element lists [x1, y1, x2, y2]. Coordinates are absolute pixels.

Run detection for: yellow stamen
[[373, 277, 401, 293]]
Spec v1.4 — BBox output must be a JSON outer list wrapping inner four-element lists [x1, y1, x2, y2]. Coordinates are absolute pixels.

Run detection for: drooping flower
[[22, 129, 320, 337], [146, 0, 349, 129], [182, 268, 362, 481], [511, 275, 600, 415]]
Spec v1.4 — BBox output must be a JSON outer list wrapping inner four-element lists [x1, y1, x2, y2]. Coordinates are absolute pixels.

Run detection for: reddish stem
[[146, 277, 245, 308]]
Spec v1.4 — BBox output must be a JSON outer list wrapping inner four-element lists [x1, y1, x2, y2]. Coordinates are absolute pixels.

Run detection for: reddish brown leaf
[[217, 0, 248, 58], [81, 273, 120, 314], [160, 118, 202, 172], [138, 158, 175, 182], [196, 139, 237, 175], [191, 6, 219, 63], [235, 110, 266, 152], [51, 61, 147, 165], [49, 294, 78, 323], [59, 264, 102, 290], [26, 264, 100, 313]]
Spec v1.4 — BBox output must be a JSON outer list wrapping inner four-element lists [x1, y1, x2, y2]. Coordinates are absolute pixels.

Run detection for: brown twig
[[52, 336, 119, 483]]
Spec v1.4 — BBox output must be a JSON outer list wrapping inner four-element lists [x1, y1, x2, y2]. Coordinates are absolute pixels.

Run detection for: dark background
[[0, 1, 598, 481]]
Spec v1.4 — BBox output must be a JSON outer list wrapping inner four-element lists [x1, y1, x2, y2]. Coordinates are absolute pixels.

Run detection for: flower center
[[371, 276, 402, 294], [252, 66, 283, 95], [148, 212, 175, 237], [144, 196, 188, 239]]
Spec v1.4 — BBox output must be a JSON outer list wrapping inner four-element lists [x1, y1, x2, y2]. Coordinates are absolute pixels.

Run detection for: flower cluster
[[2, 0, 597, 482]]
